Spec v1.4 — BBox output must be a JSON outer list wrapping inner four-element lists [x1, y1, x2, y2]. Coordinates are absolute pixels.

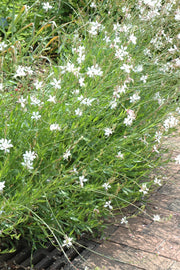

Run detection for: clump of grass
[[0, 0, 179, 254]]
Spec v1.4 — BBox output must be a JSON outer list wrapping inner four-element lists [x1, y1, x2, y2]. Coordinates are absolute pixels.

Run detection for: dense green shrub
[[0, 0, 179, 255]]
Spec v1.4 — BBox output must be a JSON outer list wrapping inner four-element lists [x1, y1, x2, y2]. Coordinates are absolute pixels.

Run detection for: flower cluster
[[60, 62, 80, 77], [88, 21, 103, 36], [0, 138, 13, 153], [21, 150, 37, 170], [124, 109, 136, 126], [163, 115, 178, 131], [50, 123, 61, 131], [14, 65, 33, 78], [42, 2, 53, 12], [87, 64, 103, 77], [73, 46, 86, 64]]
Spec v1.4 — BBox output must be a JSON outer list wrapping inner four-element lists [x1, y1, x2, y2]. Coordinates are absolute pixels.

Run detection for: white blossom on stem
[[0, 138, 13, 153]]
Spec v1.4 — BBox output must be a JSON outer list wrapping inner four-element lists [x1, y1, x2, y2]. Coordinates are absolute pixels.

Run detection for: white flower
[[113, 35, 121, 45], [104, 200, 113, 210], [79, 175, 88, 188], [77, 54, 85, 64], [75, 46, 86, 64], [122, 6, 128, 13], [168, 45, 178, 53], [31, 112, 41, 120], [175, 155, 180, 165], [143, 0, 162, 9], [47, 95, 56, 103], [75, 108, 83, 116], [42, 2, 53, 12], [121, 216, 128, 225], [144, 48, 151, 57], [62, 235, 73, 248], [153, 145, 159, 153], [0, 83, 3, 91], [127, 109, 136, 118], [113, 22, 121, 31], [0, 181, 5, 193], [174, 58, 180, 68], [34, 81, 43, 89], [90, 2, 97, 8], [0, 41, 8, 51], [86, 98, 95, 106], [130, 93, 141, 103], [159, 63, 171, 73], [87, 64, 103, 77], [67, 62, 80, 76], [79, 77, 85, 87], [110, 100, 117, 109], [63, 150, 71, 160], [120, 63, 133, 73], [165, 35, 173, 44], [72, 167, 78, 174], [154, 92, 160, 100], [139, 183, 149, 195], [18, 96, 27, 108], [60, 62, 80, 77], [23, 150, 37, 162], [50, 123, 61, 131], [124, 116, 134, 126], [104, 128, 113, 137], [0, 138, 13, 153], [113, 90, 120, 99], [133, 65, 143, 72], [14, 66, 26, 78], [175, 8, 180, 21], [102, 183, 111, 190], [116, 151, 124, 159], [103, 35, 111, 43], [115, 84, 127, 95], [21, 150, 37, 170], [30, 96, 44, 106], [129, 34, 137, 44], [140, 75, 148, 83], [153, 214, 160, 222], [155, 131, 162, 143], [154, 177, 162, 186], [81, 98, 95, 106], [50, 78, 61, 89], [154, 91, 165, 105], [77, 95, 84, 101], [88, 21, 102, 36], [72, 89, 80, 95], [115, 46, 128, 60], [124, 109, 136, 126], [176, 107, 180, 114], [163, 115, 178, 131]]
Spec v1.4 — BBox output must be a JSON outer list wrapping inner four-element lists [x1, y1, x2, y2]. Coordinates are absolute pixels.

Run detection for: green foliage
[[0, 0, 179, 253]]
